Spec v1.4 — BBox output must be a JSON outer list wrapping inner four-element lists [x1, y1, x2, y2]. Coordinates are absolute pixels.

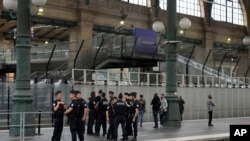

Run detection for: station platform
[[1, 117, 247, 141]]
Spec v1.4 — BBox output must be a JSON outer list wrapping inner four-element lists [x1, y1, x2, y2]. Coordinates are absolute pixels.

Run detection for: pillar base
[[9, 94, 35, 136], [162, 95, 181, 128]]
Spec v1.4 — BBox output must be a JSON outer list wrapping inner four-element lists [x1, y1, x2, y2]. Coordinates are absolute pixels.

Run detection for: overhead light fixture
[[179, 30, 185, 35], [152, 20, 165, 33], [178, 17, 192, 36], [38, 8, 44, 12], [120, 20, 124, 25], [119, 11, 127, 26], [243, 36, 250, 46], [227, 38, 231, 43], [3, 0, 47, 18], [45, 41, 48, 44]]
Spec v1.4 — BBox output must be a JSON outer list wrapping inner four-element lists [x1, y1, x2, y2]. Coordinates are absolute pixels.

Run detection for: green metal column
[[163, 0, 181, 127], [9, 0, 35, 136]]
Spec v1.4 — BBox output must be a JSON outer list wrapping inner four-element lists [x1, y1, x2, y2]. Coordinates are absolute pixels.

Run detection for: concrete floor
[[0, 117, 247, 141]]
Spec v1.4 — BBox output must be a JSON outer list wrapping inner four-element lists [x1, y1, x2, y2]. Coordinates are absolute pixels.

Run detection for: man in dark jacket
[[87, 91, 96, 135], [94, 92, 109, 136], [151, 93, 161, 128], [52, 91, 66, 141]]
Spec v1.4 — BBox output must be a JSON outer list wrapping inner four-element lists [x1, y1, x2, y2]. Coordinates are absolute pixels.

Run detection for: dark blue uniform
[[131, 100, 140, 140], [106, 103, 115, 139], [95, 98, 108, 136], [68, 99, 87, 141], [113, 99, 127, 141], [125, 99, 133, 136], [52, 100, 65, 141], [87, 97, 96, 135]]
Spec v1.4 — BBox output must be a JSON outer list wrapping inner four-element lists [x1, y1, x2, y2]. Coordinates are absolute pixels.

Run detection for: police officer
[[130, 92, 140, 141], [94, 92, 109, 136], [106, 91, 114, 139], [113, 93, 128, 141], [106, 96, 117, 140], [75, 90, 88, 137], [125, 93, 133, 136], [87, 91, 96, 135], [94, 90, 103, 105], [64, 90, 88, 141], [108, 91, 114, 101], [52, 91, 66, 141]]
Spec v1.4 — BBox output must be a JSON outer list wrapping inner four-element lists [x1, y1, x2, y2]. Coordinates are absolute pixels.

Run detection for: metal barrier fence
[[0, 111, 53, 141], [1, 77, 250, 140]]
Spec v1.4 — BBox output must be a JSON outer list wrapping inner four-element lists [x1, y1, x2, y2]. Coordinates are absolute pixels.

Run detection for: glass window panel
[[211, 0, 244, 25], [159, 0, 201, 17]]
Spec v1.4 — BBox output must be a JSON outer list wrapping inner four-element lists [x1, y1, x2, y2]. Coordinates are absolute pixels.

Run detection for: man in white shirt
[[160, 94, 168, 126]]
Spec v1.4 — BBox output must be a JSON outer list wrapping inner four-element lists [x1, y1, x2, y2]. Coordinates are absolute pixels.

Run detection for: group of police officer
[[52, 90, 140, 141]]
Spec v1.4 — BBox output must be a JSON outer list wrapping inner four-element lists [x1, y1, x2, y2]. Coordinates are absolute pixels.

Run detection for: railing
[[0, 111, 53, 141], [2, 50, 69, 63], [0, 53, 5, 63], [72, 69, 249, 88], [177, 54, 242, 84]]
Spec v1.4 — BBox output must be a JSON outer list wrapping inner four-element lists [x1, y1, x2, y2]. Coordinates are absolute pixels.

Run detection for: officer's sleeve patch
[[53, 103, 56, 107], [71, 103, 74, 107], [93, 102, 96, 104], [136, 104, 139, 108]]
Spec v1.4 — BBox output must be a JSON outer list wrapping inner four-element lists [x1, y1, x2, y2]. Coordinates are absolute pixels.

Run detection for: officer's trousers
[[107, 116, 114, 139], [125, 114, 133, 136], [132, 117, 138, 138], [95, 112, 106, 135], [52, 117, 64, 141], [114, 115, 127, 140], [87, 110, 96, 134], [70, 117, 84, 141]]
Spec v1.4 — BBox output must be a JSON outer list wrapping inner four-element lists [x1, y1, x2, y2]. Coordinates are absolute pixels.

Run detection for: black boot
[[131, 137, 137, 141]]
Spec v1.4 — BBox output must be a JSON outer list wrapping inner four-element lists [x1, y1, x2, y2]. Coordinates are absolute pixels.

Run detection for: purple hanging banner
[[134, 28, 157, 55]]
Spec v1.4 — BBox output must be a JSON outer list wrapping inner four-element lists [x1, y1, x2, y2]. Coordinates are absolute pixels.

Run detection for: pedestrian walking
[[151, 93, 161, 128], [52, 91, 66, 141], [137, 94, 146, 128], [207, 95, 215, 126], [160, 94, 168, 126], [179, 96, 185, 121]]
